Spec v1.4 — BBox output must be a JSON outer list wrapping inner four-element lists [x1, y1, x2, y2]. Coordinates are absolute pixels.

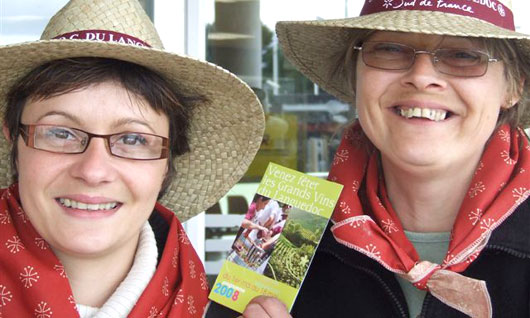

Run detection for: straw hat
[[276, 0, 530, 127], [0, 0, 265, 221]]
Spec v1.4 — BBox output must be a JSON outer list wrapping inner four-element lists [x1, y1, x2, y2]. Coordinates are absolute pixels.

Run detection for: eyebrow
[[439, 38, 478, 48], [112, 118, 157, 134], [36, 111, 81, 125], [36, 111, 157, 134]]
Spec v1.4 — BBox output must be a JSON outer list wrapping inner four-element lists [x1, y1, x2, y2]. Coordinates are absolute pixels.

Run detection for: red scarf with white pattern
[[329, 123, 530, 318], [0, 184, 208, 317]]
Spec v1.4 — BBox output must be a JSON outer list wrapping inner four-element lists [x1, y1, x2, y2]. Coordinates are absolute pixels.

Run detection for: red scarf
[[0, 184, 208, 317], [329, 123, 530, 318]]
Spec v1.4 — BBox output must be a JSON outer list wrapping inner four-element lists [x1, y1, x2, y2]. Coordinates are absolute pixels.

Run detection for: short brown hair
[[331, 31, 529, 129], [5, 57, 204, 198]]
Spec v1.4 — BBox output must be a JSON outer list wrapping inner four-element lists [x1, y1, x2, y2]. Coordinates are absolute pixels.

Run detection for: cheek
[[355, 75, 383, 128], [355, 73, 370, 117], [474, 66, 509, 111], [17, 147, 56, 186], [460, 82, 504, 123], [355, 66, 389, 113], [16, 150, 59, 222], [126, 162, 168, 197]]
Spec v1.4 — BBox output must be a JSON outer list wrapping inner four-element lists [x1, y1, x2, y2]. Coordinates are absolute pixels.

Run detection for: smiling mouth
[[57, 198, 119, 211], [394, 106, 451, 121]]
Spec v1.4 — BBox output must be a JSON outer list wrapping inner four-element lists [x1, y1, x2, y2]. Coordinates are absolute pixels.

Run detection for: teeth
[[58, 198, 118, 211], [398, 107, 447, 121]]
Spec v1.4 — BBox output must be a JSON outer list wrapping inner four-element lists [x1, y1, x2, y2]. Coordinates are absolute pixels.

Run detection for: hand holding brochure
[[207, 163, 343, 314]]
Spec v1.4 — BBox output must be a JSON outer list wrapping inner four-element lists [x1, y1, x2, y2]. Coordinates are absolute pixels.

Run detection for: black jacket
[[291, 198, 530, 318]]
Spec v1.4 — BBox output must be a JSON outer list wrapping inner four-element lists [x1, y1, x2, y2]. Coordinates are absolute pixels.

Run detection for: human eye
[[34, 125, 85, 151], [372, 42, 406, 53], [111, 132, 164, 159], [43, 126, 79, 140], [116, 133, 148, 146], [368, 42, 409, 60], [439, 49, 483, 66], [375, 43, 405, 52]]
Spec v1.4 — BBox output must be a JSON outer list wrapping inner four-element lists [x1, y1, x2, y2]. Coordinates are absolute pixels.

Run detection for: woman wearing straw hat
[[0, 0, 263, 317], [241, 0, 530, 317]]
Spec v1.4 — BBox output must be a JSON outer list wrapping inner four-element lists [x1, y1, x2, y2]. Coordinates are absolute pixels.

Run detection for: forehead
[[21, 81, 169, 134], [366, 31, 483, 48]]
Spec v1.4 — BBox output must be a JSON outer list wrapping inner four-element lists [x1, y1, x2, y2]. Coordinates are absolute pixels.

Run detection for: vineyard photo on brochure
[[262, 206, 327, 289], [227, 197, 293, 277], [228, 197, 327, 289]]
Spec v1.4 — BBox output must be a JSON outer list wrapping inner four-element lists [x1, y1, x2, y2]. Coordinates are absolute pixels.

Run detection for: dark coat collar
[[487, 198, 530, 257]]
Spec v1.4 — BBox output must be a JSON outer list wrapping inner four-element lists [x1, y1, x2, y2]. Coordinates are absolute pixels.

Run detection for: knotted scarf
[[328, 123, 530, 318], [0, 184, 208, 317]]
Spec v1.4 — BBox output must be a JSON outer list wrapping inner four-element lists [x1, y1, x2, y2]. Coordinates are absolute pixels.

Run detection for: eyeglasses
[[353, 41, 499, 77], [19, 124, 169, 160]]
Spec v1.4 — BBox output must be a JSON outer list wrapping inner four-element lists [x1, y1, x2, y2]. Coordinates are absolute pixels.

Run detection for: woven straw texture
[[277, 8, 530, 127], [0, 0, 265, 221]]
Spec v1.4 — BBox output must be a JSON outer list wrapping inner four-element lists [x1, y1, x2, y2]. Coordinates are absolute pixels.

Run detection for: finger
[[241, 300, 269, 318], [242, 296, 292, 318]]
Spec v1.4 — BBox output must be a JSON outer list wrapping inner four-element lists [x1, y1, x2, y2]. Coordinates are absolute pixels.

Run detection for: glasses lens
[[34, 125, 87, 153], [435, 49, 489, 77], [362, 42, 414, 70], [110, 132, 167, 160]]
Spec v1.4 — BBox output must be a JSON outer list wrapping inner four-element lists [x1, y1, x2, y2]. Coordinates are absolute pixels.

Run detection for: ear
[[502, 78, 525, 110], [2, 124, 12, 143], [502, 97, 520, 110]]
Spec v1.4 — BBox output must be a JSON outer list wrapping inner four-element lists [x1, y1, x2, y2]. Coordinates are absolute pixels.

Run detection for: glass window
[[138, 0, 154, 19], [0, 0, 67, 45], [206, 0, 363, 180], [0, 0, 154, 45]]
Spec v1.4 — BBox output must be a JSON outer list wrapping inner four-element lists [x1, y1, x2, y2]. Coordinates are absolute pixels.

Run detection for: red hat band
[[53, 30, 152, 47], [361, 0, 515, 31]]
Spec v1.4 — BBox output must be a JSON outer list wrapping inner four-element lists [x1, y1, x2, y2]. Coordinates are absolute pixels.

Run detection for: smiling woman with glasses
[[0, 0, 264, 317], [230, 0, 530, 317]]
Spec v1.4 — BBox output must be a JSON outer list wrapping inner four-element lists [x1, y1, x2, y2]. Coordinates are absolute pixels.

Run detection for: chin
[[55, 232, 116, 256], [392, 151, 446, 169]]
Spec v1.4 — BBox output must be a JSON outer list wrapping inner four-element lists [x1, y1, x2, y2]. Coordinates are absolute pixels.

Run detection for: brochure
[[206, 162, 343, 315]]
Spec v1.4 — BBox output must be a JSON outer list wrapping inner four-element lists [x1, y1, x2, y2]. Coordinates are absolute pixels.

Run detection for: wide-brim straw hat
[[277, 0, 530, 127], [0, 0, 264, 221]]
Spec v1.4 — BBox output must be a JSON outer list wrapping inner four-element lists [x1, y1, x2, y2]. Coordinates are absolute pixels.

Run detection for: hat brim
[[277, 10, 530, 127], [0, 39, 264, 221]]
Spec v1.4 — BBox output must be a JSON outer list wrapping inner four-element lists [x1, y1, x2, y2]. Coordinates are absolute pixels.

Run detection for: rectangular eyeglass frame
[[19, 124, 169, 160], [353, 41, 499, 77]]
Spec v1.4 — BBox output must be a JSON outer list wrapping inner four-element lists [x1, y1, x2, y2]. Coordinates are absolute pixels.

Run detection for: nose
[[69, 137, 117, 185], [401, 52, 447, 90]]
